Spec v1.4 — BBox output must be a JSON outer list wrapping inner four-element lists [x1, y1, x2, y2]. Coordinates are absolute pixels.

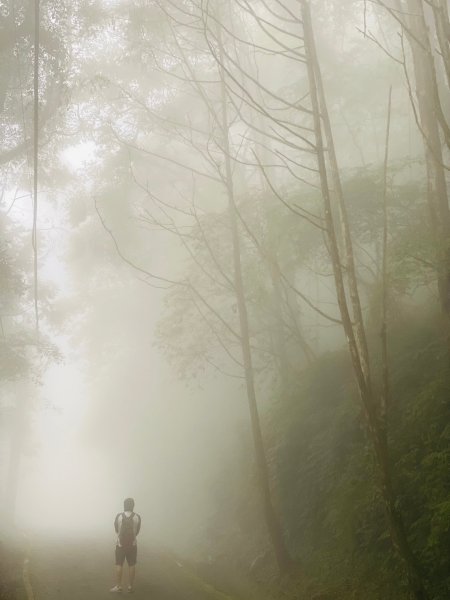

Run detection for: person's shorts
[[115, 545, 137, 566]]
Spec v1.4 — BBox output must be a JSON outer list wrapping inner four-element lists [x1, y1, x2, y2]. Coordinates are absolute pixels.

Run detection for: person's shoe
[[110, 585, 122, 593], [127, 586, 134, 594]]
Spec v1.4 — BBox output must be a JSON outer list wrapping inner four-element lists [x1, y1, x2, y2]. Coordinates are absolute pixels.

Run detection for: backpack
[[119, 513, 136, 549]]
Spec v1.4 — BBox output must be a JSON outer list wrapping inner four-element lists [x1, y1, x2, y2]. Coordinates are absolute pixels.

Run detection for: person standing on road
[[110, 498, 141, 594]]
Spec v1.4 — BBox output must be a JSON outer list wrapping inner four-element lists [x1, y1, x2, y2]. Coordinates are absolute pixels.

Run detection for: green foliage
[[268, 315, 450, 598]]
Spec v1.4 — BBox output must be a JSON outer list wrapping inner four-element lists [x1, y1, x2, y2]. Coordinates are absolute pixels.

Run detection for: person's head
[[124, 497, 135, 512]]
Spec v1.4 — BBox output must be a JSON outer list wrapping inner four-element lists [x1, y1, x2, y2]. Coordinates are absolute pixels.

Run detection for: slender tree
[[93, 0, 293, 571], [372, 0, 450, 352], [204, 0, 429, 595], [302, 2, 427, 597]]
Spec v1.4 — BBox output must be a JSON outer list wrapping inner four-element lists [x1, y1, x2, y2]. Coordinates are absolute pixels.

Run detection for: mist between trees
[[1, 1, 450, 599]]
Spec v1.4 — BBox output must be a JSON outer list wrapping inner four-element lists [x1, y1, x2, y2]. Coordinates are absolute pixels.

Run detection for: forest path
[[29, 538, 235, 600]]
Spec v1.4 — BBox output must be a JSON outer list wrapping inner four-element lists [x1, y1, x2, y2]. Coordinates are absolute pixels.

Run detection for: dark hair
[[124, 497, 135, 511]]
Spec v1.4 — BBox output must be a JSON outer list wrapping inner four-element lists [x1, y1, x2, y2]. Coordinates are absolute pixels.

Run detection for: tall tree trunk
[[380, 88, 393, 430], [216, 24, 292, 573], [430, 0, 450, 90], [307, 22, 371, 385], [403, 0, 450, 351], [301, 2, 428, 598]]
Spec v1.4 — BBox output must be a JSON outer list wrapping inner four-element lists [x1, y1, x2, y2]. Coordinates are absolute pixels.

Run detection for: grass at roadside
[[0, 532, 28, 600]]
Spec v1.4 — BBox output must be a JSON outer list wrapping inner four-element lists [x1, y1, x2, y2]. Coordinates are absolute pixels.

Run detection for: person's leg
[[128, 565, 135, 588], [126, 547, 137, 591], [111, 547, 125, 591]]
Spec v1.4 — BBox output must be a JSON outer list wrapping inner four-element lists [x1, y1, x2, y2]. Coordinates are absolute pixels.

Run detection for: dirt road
[[29, 538, 234, 600]]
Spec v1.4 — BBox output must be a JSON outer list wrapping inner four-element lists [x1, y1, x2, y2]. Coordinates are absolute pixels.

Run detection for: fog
[[1, 1, 450, 599], [18, 359, 246, 550], [14, 227, 250, 551]]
